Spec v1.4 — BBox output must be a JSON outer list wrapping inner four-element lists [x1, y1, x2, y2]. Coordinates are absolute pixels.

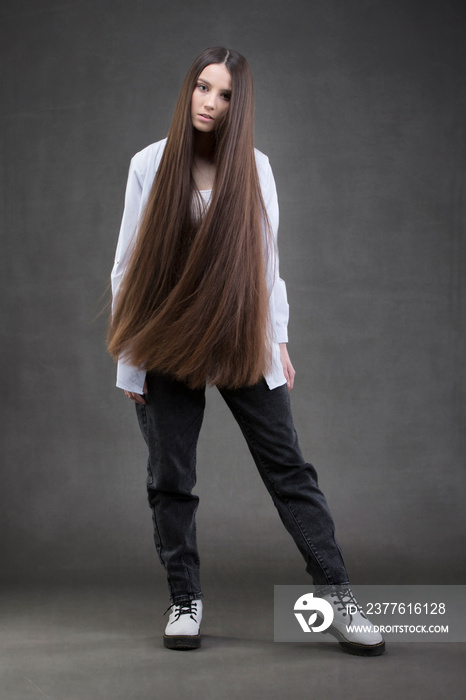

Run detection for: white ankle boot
[[163, 599, 203, 650], [319, 588, 385, 656]]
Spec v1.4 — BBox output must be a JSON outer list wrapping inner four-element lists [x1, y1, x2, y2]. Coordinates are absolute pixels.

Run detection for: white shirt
[[111, 138, 289, 393]]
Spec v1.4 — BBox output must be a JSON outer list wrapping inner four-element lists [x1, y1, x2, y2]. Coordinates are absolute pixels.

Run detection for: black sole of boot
[[163, 634, 201, 650]]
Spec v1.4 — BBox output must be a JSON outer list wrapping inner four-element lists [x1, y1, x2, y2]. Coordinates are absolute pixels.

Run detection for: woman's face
[[191, 63, 231, 133]]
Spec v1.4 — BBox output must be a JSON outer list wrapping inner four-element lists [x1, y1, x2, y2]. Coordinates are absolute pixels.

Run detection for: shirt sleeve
[[263, 161, 289, 344], [111, 156, 147, 393]]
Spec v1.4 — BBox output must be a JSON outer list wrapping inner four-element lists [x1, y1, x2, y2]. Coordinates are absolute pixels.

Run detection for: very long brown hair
[[107, 47, 272, 389]]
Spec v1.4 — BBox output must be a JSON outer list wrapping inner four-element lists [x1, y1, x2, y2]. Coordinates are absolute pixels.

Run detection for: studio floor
[[1, 581, 465, 700]]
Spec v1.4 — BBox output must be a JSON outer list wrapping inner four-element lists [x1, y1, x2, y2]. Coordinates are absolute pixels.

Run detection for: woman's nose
[[204, 94, 215, 110]]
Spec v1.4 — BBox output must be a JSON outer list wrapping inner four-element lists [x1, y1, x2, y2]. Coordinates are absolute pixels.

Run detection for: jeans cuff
[[314, 582, 351, 597], [169, 592, 203, 605]]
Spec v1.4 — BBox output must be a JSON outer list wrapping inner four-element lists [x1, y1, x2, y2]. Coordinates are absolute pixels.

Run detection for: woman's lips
[[199, 113, 214, 121]]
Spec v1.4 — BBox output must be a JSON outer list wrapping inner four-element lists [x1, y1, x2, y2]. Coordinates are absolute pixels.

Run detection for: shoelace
[[163, 600, 198, 622], [328, 588, 367, 623]]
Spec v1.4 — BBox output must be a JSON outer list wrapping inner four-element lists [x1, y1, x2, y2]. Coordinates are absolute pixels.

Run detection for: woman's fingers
[[124, 390, 147, 405], [279, 343, 296, 390], [285, 361, 296, 390]]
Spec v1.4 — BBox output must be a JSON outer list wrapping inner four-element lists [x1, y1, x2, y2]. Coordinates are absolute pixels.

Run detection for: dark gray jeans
[[136, 372, 349, 604]]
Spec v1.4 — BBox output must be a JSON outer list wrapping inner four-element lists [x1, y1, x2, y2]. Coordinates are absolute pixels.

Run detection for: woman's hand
[[279, 343, 295, 390], [124, 380, 148, 405]]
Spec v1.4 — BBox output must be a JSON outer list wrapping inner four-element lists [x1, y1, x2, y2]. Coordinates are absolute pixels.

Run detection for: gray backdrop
[[1, 0, 465, 590]]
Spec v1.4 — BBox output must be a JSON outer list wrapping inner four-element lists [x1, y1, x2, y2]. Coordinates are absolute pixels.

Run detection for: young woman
[[108, 47, 384, 656]]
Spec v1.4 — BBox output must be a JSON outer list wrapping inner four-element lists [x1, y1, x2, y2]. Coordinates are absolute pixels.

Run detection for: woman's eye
[[198, 84, 207, 92], [222, 93, 231, 101]]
